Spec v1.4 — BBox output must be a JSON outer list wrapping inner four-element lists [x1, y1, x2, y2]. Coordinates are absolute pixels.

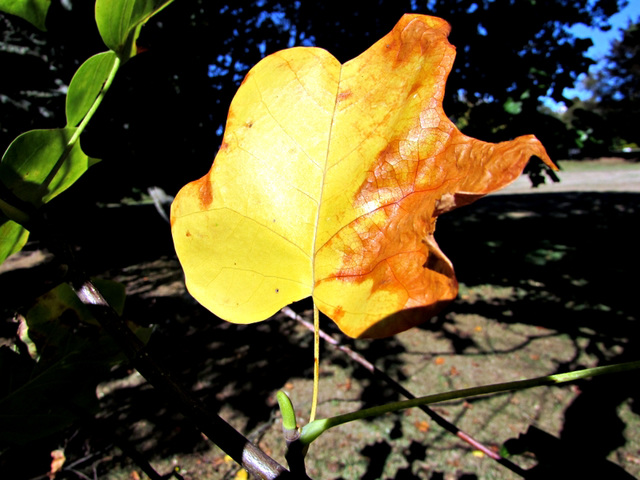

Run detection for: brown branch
[[282, 306, 527, 478], [71, 278, 293, 479], [4, 172, 296, 478], [31, 219, 294, 479]]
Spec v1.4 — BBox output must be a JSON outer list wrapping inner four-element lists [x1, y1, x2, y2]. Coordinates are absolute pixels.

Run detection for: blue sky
[[558, 1, 640, 104], [569, 1, 640, 60]]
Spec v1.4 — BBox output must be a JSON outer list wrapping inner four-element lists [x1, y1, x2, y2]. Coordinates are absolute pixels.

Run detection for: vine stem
[[39, 53, 121, 199], [300, 359, 640, 445], [309, 303, 320, 422], [0, 55, 121, 225]]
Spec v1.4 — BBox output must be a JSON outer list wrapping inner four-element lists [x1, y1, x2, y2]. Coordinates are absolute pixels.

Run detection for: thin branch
[[29, 220, 293, 480], [71, 277, 292, 479], [301, 360, 640, 445]]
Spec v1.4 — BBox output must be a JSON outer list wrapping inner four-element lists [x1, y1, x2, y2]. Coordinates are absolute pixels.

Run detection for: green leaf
[[66, 51, 119, 128], [0, 128, 99, 207], [95, 0, 175, 61], [503, 97, 523, 115], [277, 391, 297, 432], [0, 346, 105, 445], [0, 0, 51, 31], [0, 279, 135, 445], [26, 280, 127, 341], [0, 217, 29, 265]]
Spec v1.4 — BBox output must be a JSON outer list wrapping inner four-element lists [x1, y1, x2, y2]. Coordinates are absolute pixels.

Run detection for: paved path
[[496, 164, 640, 194]]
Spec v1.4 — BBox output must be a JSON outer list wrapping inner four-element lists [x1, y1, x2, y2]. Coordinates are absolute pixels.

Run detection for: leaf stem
[[299, 360, 640, 445], [39, 53, 121, 198], [309, 304, 320, 422], [71, 53, 121, 141]]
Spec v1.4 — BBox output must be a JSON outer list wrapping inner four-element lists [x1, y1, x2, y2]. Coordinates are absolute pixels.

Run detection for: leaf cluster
[[0, 0, 171, 449]]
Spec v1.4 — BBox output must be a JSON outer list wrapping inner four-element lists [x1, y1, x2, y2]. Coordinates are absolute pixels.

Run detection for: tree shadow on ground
[[0, 205, 319, 478], [1, 191, 638, 479], [430, 191, 640, 478], [319, 191, 639, 479]]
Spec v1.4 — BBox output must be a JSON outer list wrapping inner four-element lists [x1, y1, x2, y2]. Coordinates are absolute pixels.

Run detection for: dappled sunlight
[[77, 189, 638, 478]]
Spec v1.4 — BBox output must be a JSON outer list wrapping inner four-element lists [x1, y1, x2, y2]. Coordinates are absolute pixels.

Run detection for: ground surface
[[500, 157, 640, 194], [1, 159, 639, 479]]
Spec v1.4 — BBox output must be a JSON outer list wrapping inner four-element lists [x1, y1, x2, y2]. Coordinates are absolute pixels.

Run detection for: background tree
[[0, 0, 627, 210], [578, 17, 640, 151]]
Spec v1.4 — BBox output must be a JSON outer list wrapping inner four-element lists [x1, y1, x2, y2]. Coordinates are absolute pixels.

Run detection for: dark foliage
[[584, 18, 640, 148], [0, 0, 627, 209]]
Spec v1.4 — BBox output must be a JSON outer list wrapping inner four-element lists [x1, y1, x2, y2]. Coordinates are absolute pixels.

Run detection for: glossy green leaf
[[0, 217, 29, 265], [95, 0, 174, 61], [0, 128, 99, 207], [66, 51, 119, 127], [0, 0, 51, 31]]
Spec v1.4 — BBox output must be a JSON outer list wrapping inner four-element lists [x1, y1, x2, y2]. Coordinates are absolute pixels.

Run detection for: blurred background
[[1, 0, 638, 205]]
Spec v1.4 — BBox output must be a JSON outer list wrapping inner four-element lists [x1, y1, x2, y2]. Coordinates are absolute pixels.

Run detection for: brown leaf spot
[[332, 305, 345, 322], [337, 90, 352, 102], [408, 80, 422, 97], [195, 171, 213, 209], [393, 16, 450, 68]]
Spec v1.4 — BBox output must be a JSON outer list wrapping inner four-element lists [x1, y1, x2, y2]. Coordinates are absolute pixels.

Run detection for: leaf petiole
[[309, 304, 320, 422]]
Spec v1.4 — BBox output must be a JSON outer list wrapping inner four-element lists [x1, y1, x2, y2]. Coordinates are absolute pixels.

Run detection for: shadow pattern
[[1, 191, 639, 478]]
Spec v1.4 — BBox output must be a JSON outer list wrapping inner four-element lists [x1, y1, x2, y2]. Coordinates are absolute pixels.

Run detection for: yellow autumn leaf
[[170, 14, 556, 339]]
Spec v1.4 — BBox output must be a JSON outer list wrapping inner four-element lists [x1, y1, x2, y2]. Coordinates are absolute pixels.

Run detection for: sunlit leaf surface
[[0, 0, 50, 31], [66, 51, 118, 127], [0, 128, 98, 207], [0, 218, 29, 265], [95, 0, 175, 60], [171, 14, 556, 338]]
